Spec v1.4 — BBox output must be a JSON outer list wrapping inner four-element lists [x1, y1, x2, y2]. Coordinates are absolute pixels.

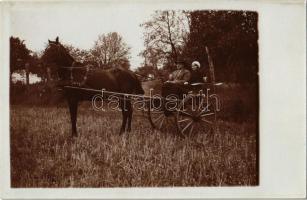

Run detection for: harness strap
[[69, 68, 73, 82], [60, 66, 88, 69], [68, 64, 91, 87], [80, 65, 90, 86]]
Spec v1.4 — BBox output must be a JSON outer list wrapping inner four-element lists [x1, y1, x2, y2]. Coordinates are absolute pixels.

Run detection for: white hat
[[192, 61, 201, 68]]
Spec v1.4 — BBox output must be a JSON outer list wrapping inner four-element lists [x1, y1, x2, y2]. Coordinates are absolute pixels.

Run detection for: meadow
[[10, 101, 258, 187]]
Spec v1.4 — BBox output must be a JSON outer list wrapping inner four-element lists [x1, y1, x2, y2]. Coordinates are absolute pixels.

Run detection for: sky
[[9, 2, 156, 70]]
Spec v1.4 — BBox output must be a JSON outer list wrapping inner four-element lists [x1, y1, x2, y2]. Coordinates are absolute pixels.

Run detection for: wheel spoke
[[201, 118, 213, 125], [153, 114, 164, 123], [159, 115, 165, 129], [199, 106, 210, 115], [179, 110, 193, 117], [189, 124, 194, 136], [178, 118, 190, 123], [182, 121, 193, 133], [200, 112, 215, 117]]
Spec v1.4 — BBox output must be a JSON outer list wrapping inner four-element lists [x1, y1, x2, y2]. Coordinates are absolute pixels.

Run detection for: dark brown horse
[[42, 37, 144, 137]]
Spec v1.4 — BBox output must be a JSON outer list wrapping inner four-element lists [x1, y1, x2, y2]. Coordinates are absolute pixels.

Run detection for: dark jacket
[[169, 69, 191, 84], [190, 68, 207, 84]]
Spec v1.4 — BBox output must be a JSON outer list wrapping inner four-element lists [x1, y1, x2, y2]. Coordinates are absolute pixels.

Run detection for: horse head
[[41, 37, 76, 82], [42, 37, 75, 67]]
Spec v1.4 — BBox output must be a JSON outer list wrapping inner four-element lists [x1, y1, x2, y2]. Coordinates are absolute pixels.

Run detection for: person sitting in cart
[[162, 60, 191, 100], [189, 60, 208, 84], [166, 60, 191, 85], [160, 60, 190, 115]]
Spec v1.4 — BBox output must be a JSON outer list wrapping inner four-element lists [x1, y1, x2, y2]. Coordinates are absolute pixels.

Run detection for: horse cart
[[62, 77, 221, 137], [46, 37, 220, 137], [142, 80, 221, 136]]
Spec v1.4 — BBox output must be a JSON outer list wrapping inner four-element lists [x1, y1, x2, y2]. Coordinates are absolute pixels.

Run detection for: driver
[[162, 60, 191, 104], [166, 60, 191, 85]]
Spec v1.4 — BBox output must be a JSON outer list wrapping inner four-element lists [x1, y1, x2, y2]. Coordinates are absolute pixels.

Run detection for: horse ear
[[48, 39, 51, 43], [55, 37, 59, 43]]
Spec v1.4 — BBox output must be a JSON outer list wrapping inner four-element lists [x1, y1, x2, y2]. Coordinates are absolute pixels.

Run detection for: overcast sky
[[9, 2, 155, 70]]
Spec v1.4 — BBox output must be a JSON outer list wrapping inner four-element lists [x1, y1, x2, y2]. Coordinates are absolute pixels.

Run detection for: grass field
[[10, 104, 258, 187]]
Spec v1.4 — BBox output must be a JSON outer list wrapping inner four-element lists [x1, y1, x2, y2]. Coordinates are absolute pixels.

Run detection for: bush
[[10, 82, 66, 106], [216, 84, 258, 122], [10, 82, 259, 123]]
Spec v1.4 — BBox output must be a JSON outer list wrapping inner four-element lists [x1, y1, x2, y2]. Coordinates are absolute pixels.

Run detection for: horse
[[41, 37, 144, 137]]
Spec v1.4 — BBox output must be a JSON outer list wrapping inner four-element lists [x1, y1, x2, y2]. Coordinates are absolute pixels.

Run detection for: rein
[[135, 72, 164, 83], [59, 66, 89, 69], [59, 66, 163, 85]]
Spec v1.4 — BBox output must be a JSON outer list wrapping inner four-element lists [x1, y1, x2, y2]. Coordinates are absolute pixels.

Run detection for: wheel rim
[[147, 98, 176, 132], [176, 96, 216, 136]]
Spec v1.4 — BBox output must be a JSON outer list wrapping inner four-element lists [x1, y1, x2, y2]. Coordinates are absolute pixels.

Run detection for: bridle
[[46, 42, 91, 86]]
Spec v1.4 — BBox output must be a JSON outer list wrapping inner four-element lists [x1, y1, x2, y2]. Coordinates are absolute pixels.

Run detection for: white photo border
[[0, 0, 306, 198]]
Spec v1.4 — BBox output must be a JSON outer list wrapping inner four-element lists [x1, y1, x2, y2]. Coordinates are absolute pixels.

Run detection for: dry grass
[[10, 104, 258, 187]]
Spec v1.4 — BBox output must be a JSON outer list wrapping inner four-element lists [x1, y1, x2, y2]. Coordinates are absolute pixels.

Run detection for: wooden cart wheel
[[147, 98, 175, 132], [176, 94, 216, 136]]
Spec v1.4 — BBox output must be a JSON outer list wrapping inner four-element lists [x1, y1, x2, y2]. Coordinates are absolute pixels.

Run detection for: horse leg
[[119, 100, 128, 135], [126, 100, 133, 132], [68, 97, 78, 137]]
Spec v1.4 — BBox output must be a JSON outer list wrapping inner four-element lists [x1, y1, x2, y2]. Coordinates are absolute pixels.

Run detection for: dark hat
[[175, 59, 186, 65]]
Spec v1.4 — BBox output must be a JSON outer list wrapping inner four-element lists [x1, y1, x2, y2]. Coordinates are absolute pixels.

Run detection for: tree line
[[10, 10, 258, 86], [10, 32, 131, 86], [137, 10, 258, 84]]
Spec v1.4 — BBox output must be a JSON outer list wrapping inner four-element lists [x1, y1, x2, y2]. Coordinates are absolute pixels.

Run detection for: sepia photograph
[[0, 0, 305, 199], [9, 3, 259, 188]]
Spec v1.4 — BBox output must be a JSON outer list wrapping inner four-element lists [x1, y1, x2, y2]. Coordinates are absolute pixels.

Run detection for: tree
[[64, 44, 93, 64], [90, 32, 131, 69], [139, 46, 162, 69], [10, 36, 31, 83], [28, 52, 47, 82], [183, 11, 258, 83], [117, 57, 131, 70], [140, 11, 189, 70]]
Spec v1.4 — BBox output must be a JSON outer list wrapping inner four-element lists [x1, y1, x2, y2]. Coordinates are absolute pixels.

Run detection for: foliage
[[183, 10, 258, 83], [64, 44, 93, 64], [28, 52, 46, 78], [10, 36, 31, 75], [10, 36, 48, 85], [10, 82, 65, 105], [139, 10, 258, 84], [140, 11, 189, 69], [91, 32, 131, 69]]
